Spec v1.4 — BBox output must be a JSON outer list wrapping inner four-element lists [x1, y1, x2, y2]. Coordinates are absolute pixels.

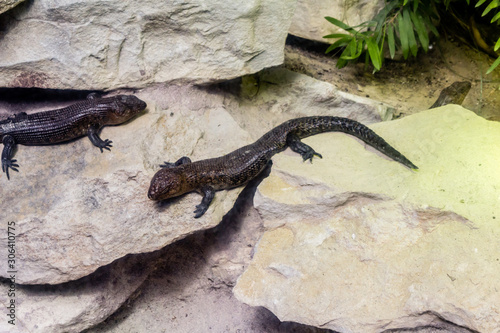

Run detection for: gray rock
[[227, 68, 394, 131], [234, 105, 500, 332], [289, 0, 384, 43], [0, 72, 391, 285], [0, 86, 250, 284], [0, 70, 394, 332], [0, 252, 157, 333], [0, 0, 24, 14], [0, 0, 297, 90]]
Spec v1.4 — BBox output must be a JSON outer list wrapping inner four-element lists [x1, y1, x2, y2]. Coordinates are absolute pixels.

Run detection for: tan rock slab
[[235, 106, 500, 332], [0, 0, 24, 14], [0, 252, 156, 333], [0, 0, 297, 90], [0, 86, 249, 284], [0, 70, 393, 286], [289, 0, 384, 43]]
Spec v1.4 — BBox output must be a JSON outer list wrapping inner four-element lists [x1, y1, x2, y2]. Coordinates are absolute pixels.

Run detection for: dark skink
[[430, 81, 471, 109], [0, 94, 147, 179], [148, 116, 418, 218]]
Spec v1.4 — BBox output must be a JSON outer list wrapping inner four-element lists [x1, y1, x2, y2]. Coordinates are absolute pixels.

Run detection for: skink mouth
[[147, 188, 157, 200], [148, 185, 166, 201], [136, 100, 147, 111]]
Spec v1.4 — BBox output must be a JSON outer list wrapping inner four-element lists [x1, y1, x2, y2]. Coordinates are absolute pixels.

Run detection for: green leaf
[[349, 38, 357, 56], [373, 1, 399, 29], [338, 40, 364, 60], [379, 25, 386, 61], [325, 16, 356, 34], [398, 14, 410, 59], [350, 20, 377, 30], [336, 56, 349, 69], [494, 37, 500, 51], [325, 37, 352, 54], [340, 39, 364, 60], [482, 0, 499, 16], [486, 55, 500, 74], [410, 11, 429, 50], [367, 38, 382, 71], [323, 33, 349, 39], [339, 46, 355, 61], [413, 0, 419, 12], [491, 11, 500, 23], [387, 24, 396, 59], [403, 0, 409, 5], [476, 0, 488, 7], [403, 8, 418, 57], [422, 14, 439, 36]]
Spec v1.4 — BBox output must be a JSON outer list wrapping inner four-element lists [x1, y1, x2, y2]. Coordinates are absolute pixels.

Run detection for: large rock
[[0, 70, 394, 333], [0, 251, 157, 333], [233, 68, 393, 126], [234, 106, 500, 332], [0, 69, 392, 286], [289, 0, 384, 43], [0, 0, 24, 14], [0, 0, 296, 90], [0, 86, 250, 284]]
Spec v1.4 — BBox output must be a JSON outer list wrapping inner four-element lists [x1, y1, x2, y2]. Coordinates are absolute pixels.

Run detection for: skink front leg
[[160, 156, 192, 168], [88, 125, 112, 153], [2, 135, 19, 180], [194, 186, 215, 218]]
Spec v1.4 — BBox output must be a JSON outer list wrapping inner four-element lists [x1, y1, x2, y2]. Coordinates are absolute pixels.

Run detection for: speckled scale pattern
[[1, 98, 122, 145], [148, 116, 418, 217], [277, 116, 418, 169], [1, 94, 146, 180], [177, 116, 416, 190]]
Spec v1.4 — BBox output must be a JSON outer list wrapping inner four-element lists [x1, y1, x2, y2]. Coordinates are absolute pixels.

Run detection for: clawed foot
[[193, 186, 215, 218], [2, 158, 19, 180], [287, 134, 323, 163], [302, 150, 322, 163], [160, 157, 192, 168], [97, 139, 113, 153], [160, 161, 176, 168], [193, 203, 208, 218]]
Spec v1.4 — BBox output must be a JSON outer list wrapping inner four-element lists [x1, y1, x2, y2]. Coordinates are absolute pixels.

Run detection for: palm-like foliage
[[324, 0, 499, 74]]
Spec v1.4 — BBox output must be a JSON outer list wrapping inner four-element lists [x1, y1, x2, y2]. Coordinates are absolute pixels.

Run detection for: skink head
[[107, 95, 147, 124], [148, 168, 185, 201]]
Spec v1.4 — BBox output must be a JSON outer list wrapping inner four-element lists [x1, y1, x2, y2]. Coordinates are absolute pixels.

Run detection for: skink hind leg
[[2, 135, 19, 180], [88, 126, 112, 153], [194, 186, 215, 218], [287, 134, 323, 162], [160, 156, 192, 168]]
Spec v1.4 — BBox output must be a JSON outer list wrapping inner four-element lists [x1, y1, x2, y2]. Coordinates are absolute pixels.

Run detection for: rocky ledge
[[234, 105, 500, 333]]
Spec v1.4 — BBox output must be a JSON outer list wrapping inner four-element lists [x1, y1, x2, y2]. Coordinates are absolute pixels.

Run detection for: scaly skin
[[148, 116, 418, 218], [430, 81, 471, 109], [0, 94, 147, 179]]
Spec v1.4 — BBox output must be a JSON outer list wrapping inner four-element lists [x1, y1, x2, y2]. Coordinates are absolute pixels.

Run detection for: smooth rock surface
[[0, 69, 392, 285], [86, 171, 286, 333], [0, 251, 157, 333], [232, 68, 393, 127], [0, 86, 250, 284], [289, 0, 384, 43], [0, 0, 296, 90], [234, 106, 500, 332], [0, 0, 24, 14]]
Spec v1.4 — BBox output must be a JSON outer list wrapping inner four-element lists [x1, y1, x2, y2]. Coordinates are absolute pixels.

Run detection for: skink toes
[[302, 151, 322, 163], [2, 158, 19, 180], [98, 139, 113, 153], [193, 204, 208, 218]]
